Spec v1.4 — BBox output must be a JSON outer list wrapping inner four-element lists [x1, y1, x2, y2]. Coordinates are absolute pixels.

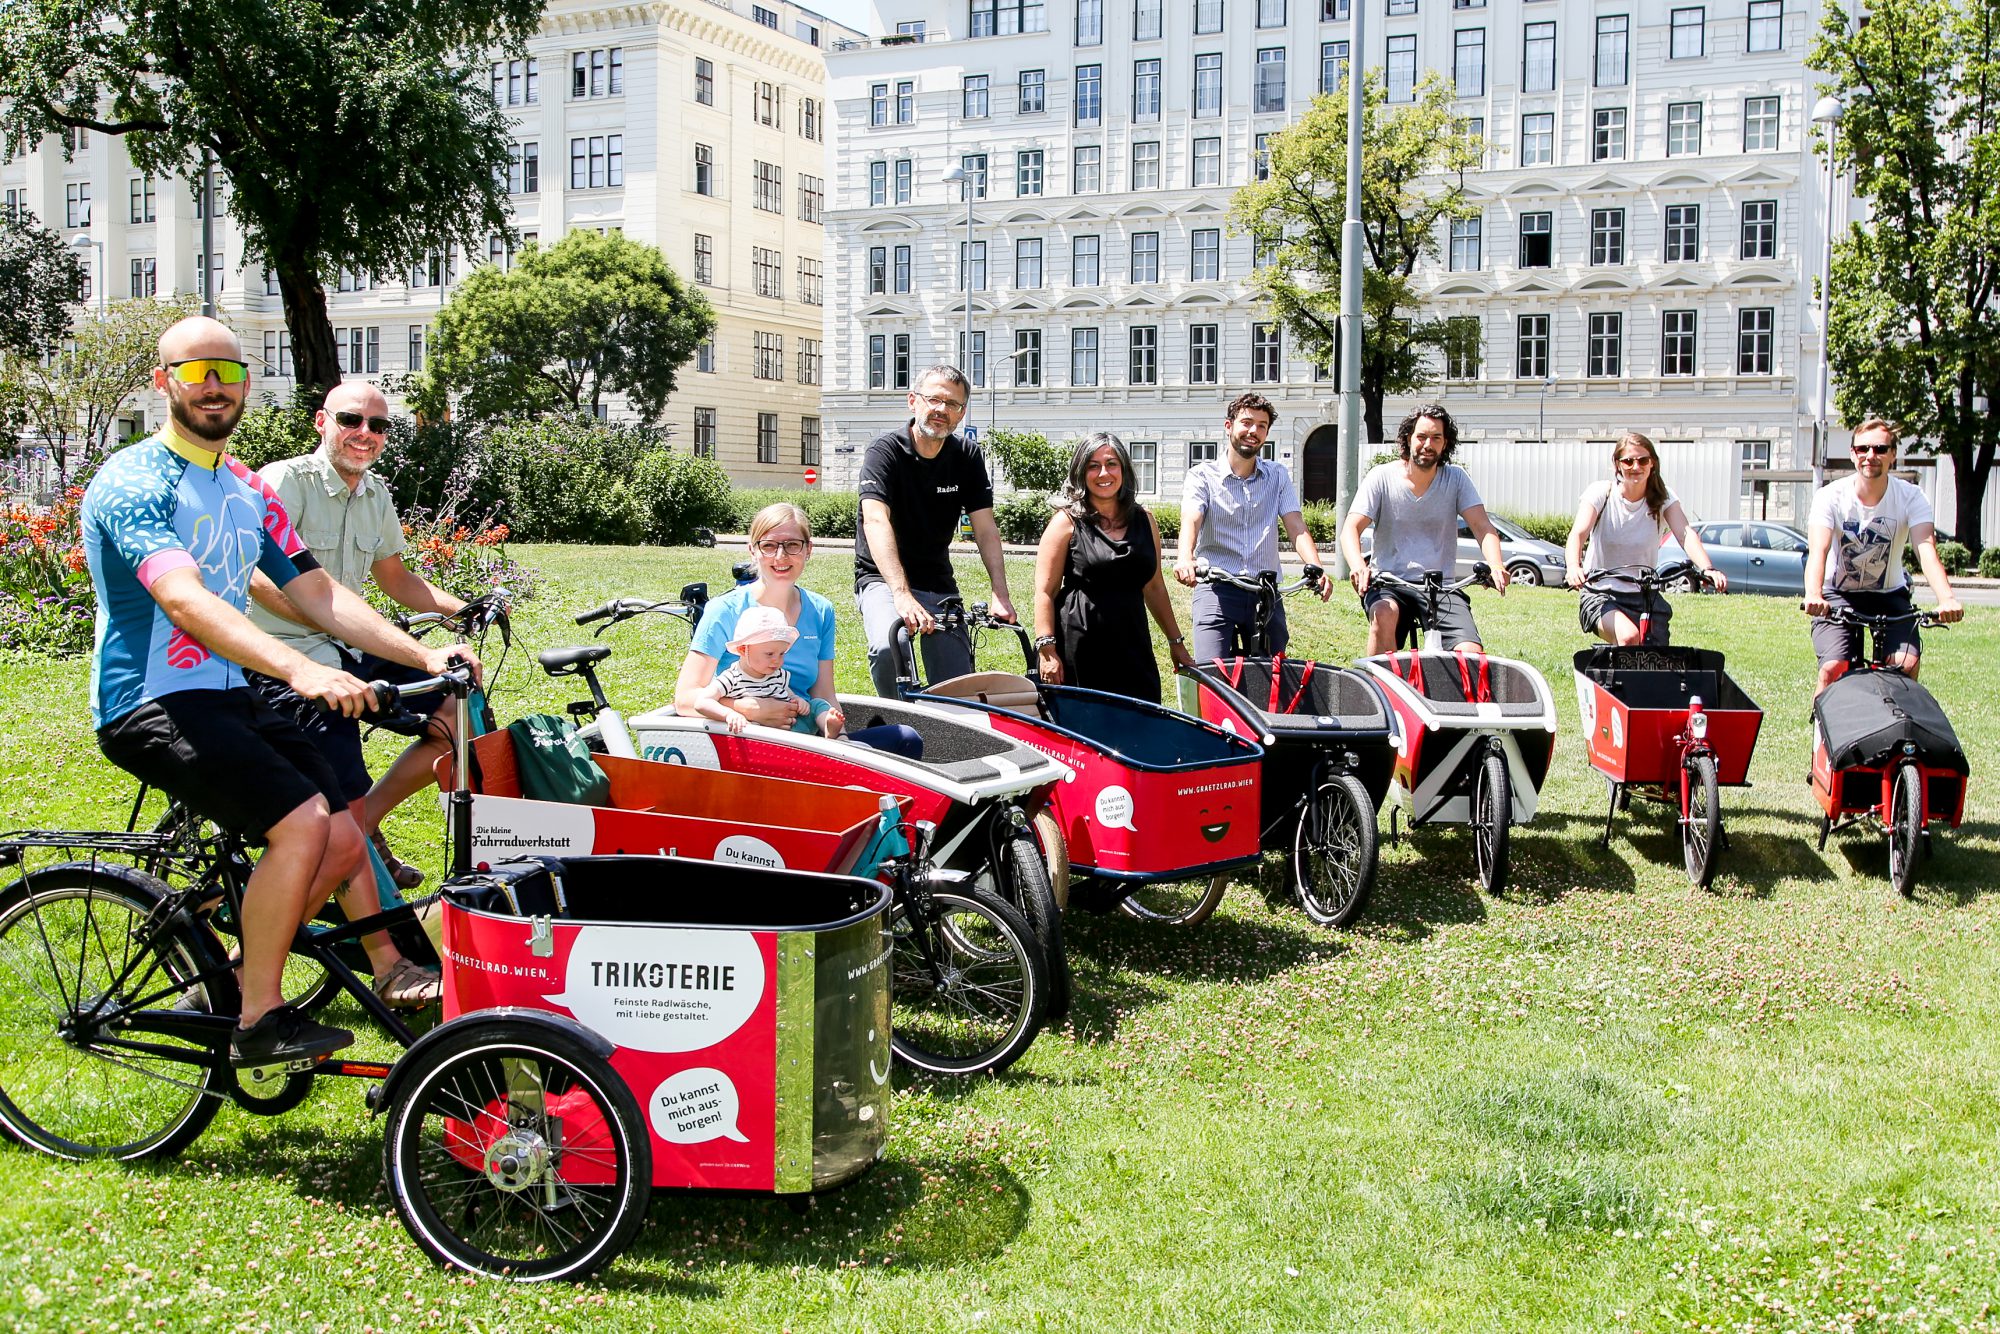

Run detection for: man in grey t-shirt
[[1338, 404, 1508, 654]]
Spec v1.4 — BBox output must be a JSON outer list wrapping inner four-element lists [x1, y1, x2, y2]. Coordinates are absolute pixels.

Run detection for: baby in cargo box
[[690, 605, 843, 737]]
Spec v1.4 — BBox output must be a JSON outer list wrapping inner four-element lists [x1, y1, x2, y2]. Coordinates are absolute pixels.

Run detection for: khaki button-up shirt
[[248, 449, 407, 667]]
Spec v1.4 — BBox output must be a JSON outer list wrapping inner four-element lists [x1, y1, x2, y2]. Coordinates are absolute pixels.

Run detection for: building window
[[1259, 0, 1287, 24], [1124, 441, 1157, 495], [1388, 0, 1416, 14], [1523, 21, 1556, 92], [1671, 7, 1705, 58], [492, 58, 540, 106], [1257, 47, 1288, 113], [1132, 141, 1161, 189], [504, 141, 539, 194], [868, 335, 886, 388], [1520, 112, 1554, 166], [1071, 327, 1099, 385], [262, 330, 293, 376], [1321, 41, 1350, 95], [801, 416, 821, 466], [1194, 53, 1224, 116], [1449, 217, 1482, 270], [1453, 30, 1486, 96], [694, 408, 717, 458], [963, 74, 989, 118], [128, 175, 155, 224], [755, 81, 782, 127], [1661, 310, 1697, 376], [753, 247, 782, 299], [1665, 204, 1701, 261], [1017, 150, 1044, 196], [1747, 0, 1781, 52], [1255, 133, 1272, 180], [1590, 209, 1625, 264], [694, 234, 713, 285], [1134, 58, 1162, 120], [1019, 69, 1046, 114], [1077, 0, 1104, 43], [1385, 36, 1416, 103], [65, 182, 90, 229], [892, 244, 912, 295], [1072, 235, 1099, 285], [567, 135, 622, 188], [334, 326, 381, 375], [696, 338, 715, 373], [1131, 231, 1160, 282], [1191, 228, 1222, 280], [1518, 212, 1552, 267], [571, 48, 623, 99], [757, 412, 778, 464], [801, 98, 821, 140], [1015, 237, 1043, 288], [754, 4, 779, 27], [897, 80, 914, 123], [1251, 323, 1282, 382], [754, 161, 782, 212], [1190, 324, 1220, 383], [1667, 102, 1702, 156], [799, 257, 823, 304], [1076, 64, 1102, 123], [958, 330, 988, 387], [694, 57, 713, 104], [1014, 329, 1043, 386], [1192, 137, 1221, 187], [1588, 312, 1623, 377], [406, 327, 424, 373], [959, 155, 988, 201], [128, 257, 157, 298], [958, 240, 988, 290], [1737, 308, 1774, 373], [799, 174, 823, 223], [1444, 316, 1481, 379], [870, 83, 889, 126], [868, 246, 887, 295], [1740, 200, 1777, 258], [1595, 15, 1629, 86], [1198, 0, 1226, 32], [1744, 96, 1780, 150], [894, 158, 912, 204], [1136, 0, 1164, 39], [754, 331, 784, 381], [1514, 315, 1551, 379], [1065, 145, 1098, 195], [1128, 326, 1158, 385], [694, 144, 714, 195], [1592, 108, 1627, 161]]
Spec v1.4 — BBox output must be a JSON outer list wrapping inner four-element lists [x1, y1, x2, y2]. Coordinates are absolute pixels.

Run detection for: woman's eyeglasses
[[753, 539, 809, 557], [1616, 455, 1654, 467]]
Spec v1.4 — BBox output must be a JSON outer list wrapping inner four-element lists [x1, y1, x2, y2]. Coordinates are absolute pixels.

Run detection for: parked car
[[1358, 514, 1568, 586], [1658, 520, 1809, 596]]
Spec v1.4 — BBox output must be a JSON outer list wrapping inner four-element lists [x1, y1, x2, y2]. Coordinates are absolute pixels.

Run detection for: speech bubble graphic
[[714, 834, 786, 871], [649, 1067, 749, 1144], [1094, 784, 1137, 832], [545, 925, 764, 1053]]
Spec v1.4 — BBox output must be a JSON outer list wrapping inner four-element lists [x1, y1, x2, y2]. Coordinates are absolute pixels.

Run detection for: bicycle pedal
[[241, 1053, 330, 1080]]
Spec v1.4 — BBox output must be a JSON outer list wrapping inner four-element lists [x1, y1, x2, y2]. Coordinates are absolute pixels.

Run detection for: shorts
[[1190, 580, 1289, 662], [247, 652, 432, 804], [1362, 583, 1482, 650], [1811, 586, 1920, 667], [1578, 587, 1672, 645], [98, 689, 345, 842]]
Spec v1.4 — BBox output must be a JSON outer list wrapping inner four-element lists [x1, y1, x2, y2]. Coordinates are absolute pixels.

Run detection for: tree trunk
[[1952, 443, 1991, 554], [273, 258, 341, 412], [1362, 379, 1386, 447]]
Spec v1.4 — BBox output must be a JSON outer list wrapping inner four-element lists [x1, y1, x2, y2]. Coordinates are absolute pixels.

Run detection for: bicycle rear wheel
[[0, 864, 231, 1160], [1118, 874, 1229, 927], [1682, 753, 1722, 889], [891, 885, 1046, 1078], [1889, 762, 1923, 899]]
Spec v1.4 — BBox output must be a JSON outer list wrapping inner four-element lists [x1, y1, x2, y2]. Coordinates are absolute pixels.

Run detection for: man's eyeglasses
[[333, 409, 393, 434], [753, 539, 809, 557], [914, 392, 967, 414], [1616, 455, 1654, 467], [1852, 444, 1894, 456], [163, 358, 249, 385]]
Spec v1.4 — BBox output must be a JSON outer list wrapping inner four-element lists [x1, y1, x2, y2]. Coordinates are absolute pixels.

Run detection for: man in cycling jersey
[[82, 316, 474, 1069]]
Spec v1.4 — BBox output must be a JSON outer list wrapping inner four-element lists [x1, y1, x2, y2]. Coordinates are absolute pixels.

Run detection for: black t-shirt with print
[[853, 423, 995, 594]]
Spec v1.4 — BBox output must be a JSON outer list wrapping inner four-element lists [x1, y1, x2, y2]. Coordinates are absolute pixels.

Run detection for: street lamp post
[[942, 164, 984, 431], [1537, 374, 1555, 443], [1810, 94, 1846, 492], [69, 232, 105, 314], [1334, 0, 1369, 576]]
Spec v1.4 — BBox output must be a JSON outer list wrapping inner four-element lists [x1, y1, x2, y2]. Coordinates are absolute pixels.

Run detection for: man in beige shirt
[[248, 383, 467, 1001]]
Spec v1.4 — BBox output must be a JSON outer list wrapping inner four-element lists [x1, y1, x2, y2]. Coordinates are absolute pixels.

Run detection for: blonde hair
[[748, 502, 812, 546]]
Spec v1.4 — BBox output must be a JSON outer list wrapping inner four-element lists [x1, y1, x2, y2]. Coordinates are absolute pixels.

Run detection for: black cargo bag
[[506, 713, 612, 805], [1813, 671, 1968, 775]]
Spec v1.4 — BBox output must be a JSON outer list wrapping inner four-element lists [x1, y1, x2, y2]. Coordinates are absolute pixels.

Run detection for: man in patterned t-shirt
[[82, 316, 473, 1070]]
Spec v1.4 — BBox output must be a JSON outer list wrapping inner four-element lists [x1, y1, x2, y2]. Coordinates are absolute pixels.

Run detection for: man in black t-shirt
[[855, 364, 1017, 697]]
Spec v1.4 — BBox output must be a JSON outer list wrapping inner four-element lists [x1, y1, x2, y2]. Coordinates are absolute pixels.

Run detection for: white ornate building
[[822, 0, 1841, 521]]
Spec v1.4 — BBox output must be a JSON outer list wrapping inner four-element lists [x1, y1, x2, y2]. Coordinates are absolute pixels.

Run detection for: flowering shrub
[[379, 482, 541, 613], [0, 488, 94, 656]]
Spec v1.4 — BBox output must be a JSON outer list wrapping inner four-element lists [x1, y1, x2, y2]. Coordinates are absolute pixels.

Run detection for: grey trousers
[[857, 581, 976, 698]]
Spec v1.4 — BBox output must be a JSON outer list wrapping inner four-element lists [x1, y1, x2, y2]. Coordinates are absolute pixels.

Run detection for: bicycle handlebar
[[1578, 561, 1714, 593], [1368, 563, 1494, 596], [366, 664, 477, 710], [1192, 559, 1326, 596], [400, 587, 512, 639], [1804, 603, 1947, 631], [574, 596, 698, 630]]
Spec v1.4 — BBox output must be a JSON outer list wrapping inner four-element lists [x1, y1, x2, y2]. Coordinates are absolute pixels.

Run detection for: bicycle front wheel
[[1472, 750, 1512, 896], [384, 1019, 651, 1282], [1118, 873, 1230, 928], [891, 886, 1047, 1078], [0, 864, 231, 1160], [1889, 762, 1923, 899], [1293, 774, 1379, 927], [1682, 753, 1722, 889], [978, 825, 1069, 1020]]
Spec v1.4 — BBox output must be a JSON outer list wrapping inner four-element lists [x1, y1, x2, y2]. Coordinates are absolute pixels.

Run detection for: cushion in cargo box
[[1813, 670, 1968, 775]]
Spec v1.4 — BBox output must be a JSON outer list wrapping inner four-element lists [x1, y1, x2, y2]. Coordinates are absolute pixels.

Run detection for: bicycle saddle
[[538, 645, 612, 674]]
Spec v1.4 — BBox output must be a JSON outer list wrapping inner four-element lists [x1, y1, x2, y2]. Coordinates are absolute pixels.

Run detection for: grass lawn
[[1, 541, 1997, 1332]]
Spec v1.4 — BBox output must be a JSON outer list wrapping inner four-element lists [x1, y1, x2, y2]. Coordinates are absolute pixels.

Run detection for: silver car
[[1359, 515, 1569, 586], [1658, 520, 1809, 596]]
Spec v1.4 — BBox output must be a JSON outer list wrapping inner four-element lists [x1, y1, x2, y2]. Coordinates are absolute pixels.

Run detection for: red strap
[[1395, 651, 1425, 695], [1279, 659, 1317, 715], [1268, 653, 1286, 712], [1454, 650, 1492, 703], [1216, 655, 1245, 690]]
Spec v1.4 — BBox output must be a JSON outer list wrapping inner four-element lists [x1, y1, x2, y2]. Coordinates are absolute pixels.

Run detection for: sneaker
[[229, 1005, 353, 1069], [371, 957, 443, 1009], [370, 829, 425, 891]]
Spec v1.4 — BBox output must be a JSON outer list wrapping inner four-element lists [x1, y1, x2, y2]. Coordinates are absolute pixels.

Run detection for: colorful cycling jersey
[[82, 427, 320, 727]]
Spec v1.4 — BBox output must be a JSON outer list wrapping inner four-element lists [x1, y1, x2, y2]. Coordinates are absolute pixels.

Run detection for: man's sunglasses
[[1851, 444, 1894, 456], [333, 409, 393, 434], [163, 358, 249, 385]]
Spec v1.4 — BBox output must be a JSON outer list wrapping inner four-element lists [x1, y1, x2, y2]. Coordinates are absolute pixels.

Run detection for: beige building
[[1, 0, 853, 487]]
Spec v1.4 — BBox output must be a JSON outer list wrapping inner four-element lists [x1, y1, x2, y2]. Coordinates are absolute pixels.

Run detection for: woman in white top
[[1563, 432, 1728, 645]]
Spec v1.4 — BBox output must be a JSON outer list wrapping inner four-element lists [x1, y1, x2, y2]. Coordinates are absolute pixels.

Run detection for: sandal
[[371, 957, 442, 1009], [369, 829, 425, 891]]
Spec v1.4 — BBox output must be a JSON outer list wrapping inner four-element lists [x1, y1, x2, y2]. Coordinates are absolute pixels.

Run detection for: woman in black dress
[[1031, 432, 1195, 703]]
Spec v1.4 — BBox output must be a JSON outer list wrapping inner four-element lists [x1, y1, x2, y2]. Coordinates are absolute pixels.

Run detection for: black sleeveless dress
[[1056, 505, 1161, 703]]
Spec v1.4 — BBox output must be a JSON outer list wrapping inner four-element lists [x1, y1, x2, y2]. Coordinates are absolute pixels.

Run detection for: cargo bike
[[1354, 565, 1559, 897], [1172, 564, 1401, 928], [0, 668, 902, 1281], [1808, 605, 1967, 896], [1572, 564, 1763, 888], [890, 600, 1266, 928]]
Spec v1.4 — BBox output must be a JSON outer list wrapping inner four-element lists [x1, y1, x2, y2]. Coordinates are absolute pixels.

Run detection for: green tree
[[0, 210, 83, 360], [1812, 0, 2000, 550], [0, 295, 196, 485], [1229, 73, 1482, 444], [984, 428, 1070, 495], [0, 0, 540, 408], [413, 231, 716, 424]]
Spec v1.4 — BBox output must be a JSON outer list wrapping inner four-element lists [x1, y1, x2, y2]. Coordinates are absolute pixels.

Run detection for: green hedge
[[1503, 513, 1574, 545], [729, 488, 860, 540], [1935, 540, 1972, 576], [1981, 546, 2000, 578]]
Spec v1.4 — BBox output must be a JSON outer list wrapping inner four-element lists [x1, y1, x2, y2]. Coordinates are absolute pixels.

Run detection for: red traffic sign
[[803, 467, 819, 485]]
